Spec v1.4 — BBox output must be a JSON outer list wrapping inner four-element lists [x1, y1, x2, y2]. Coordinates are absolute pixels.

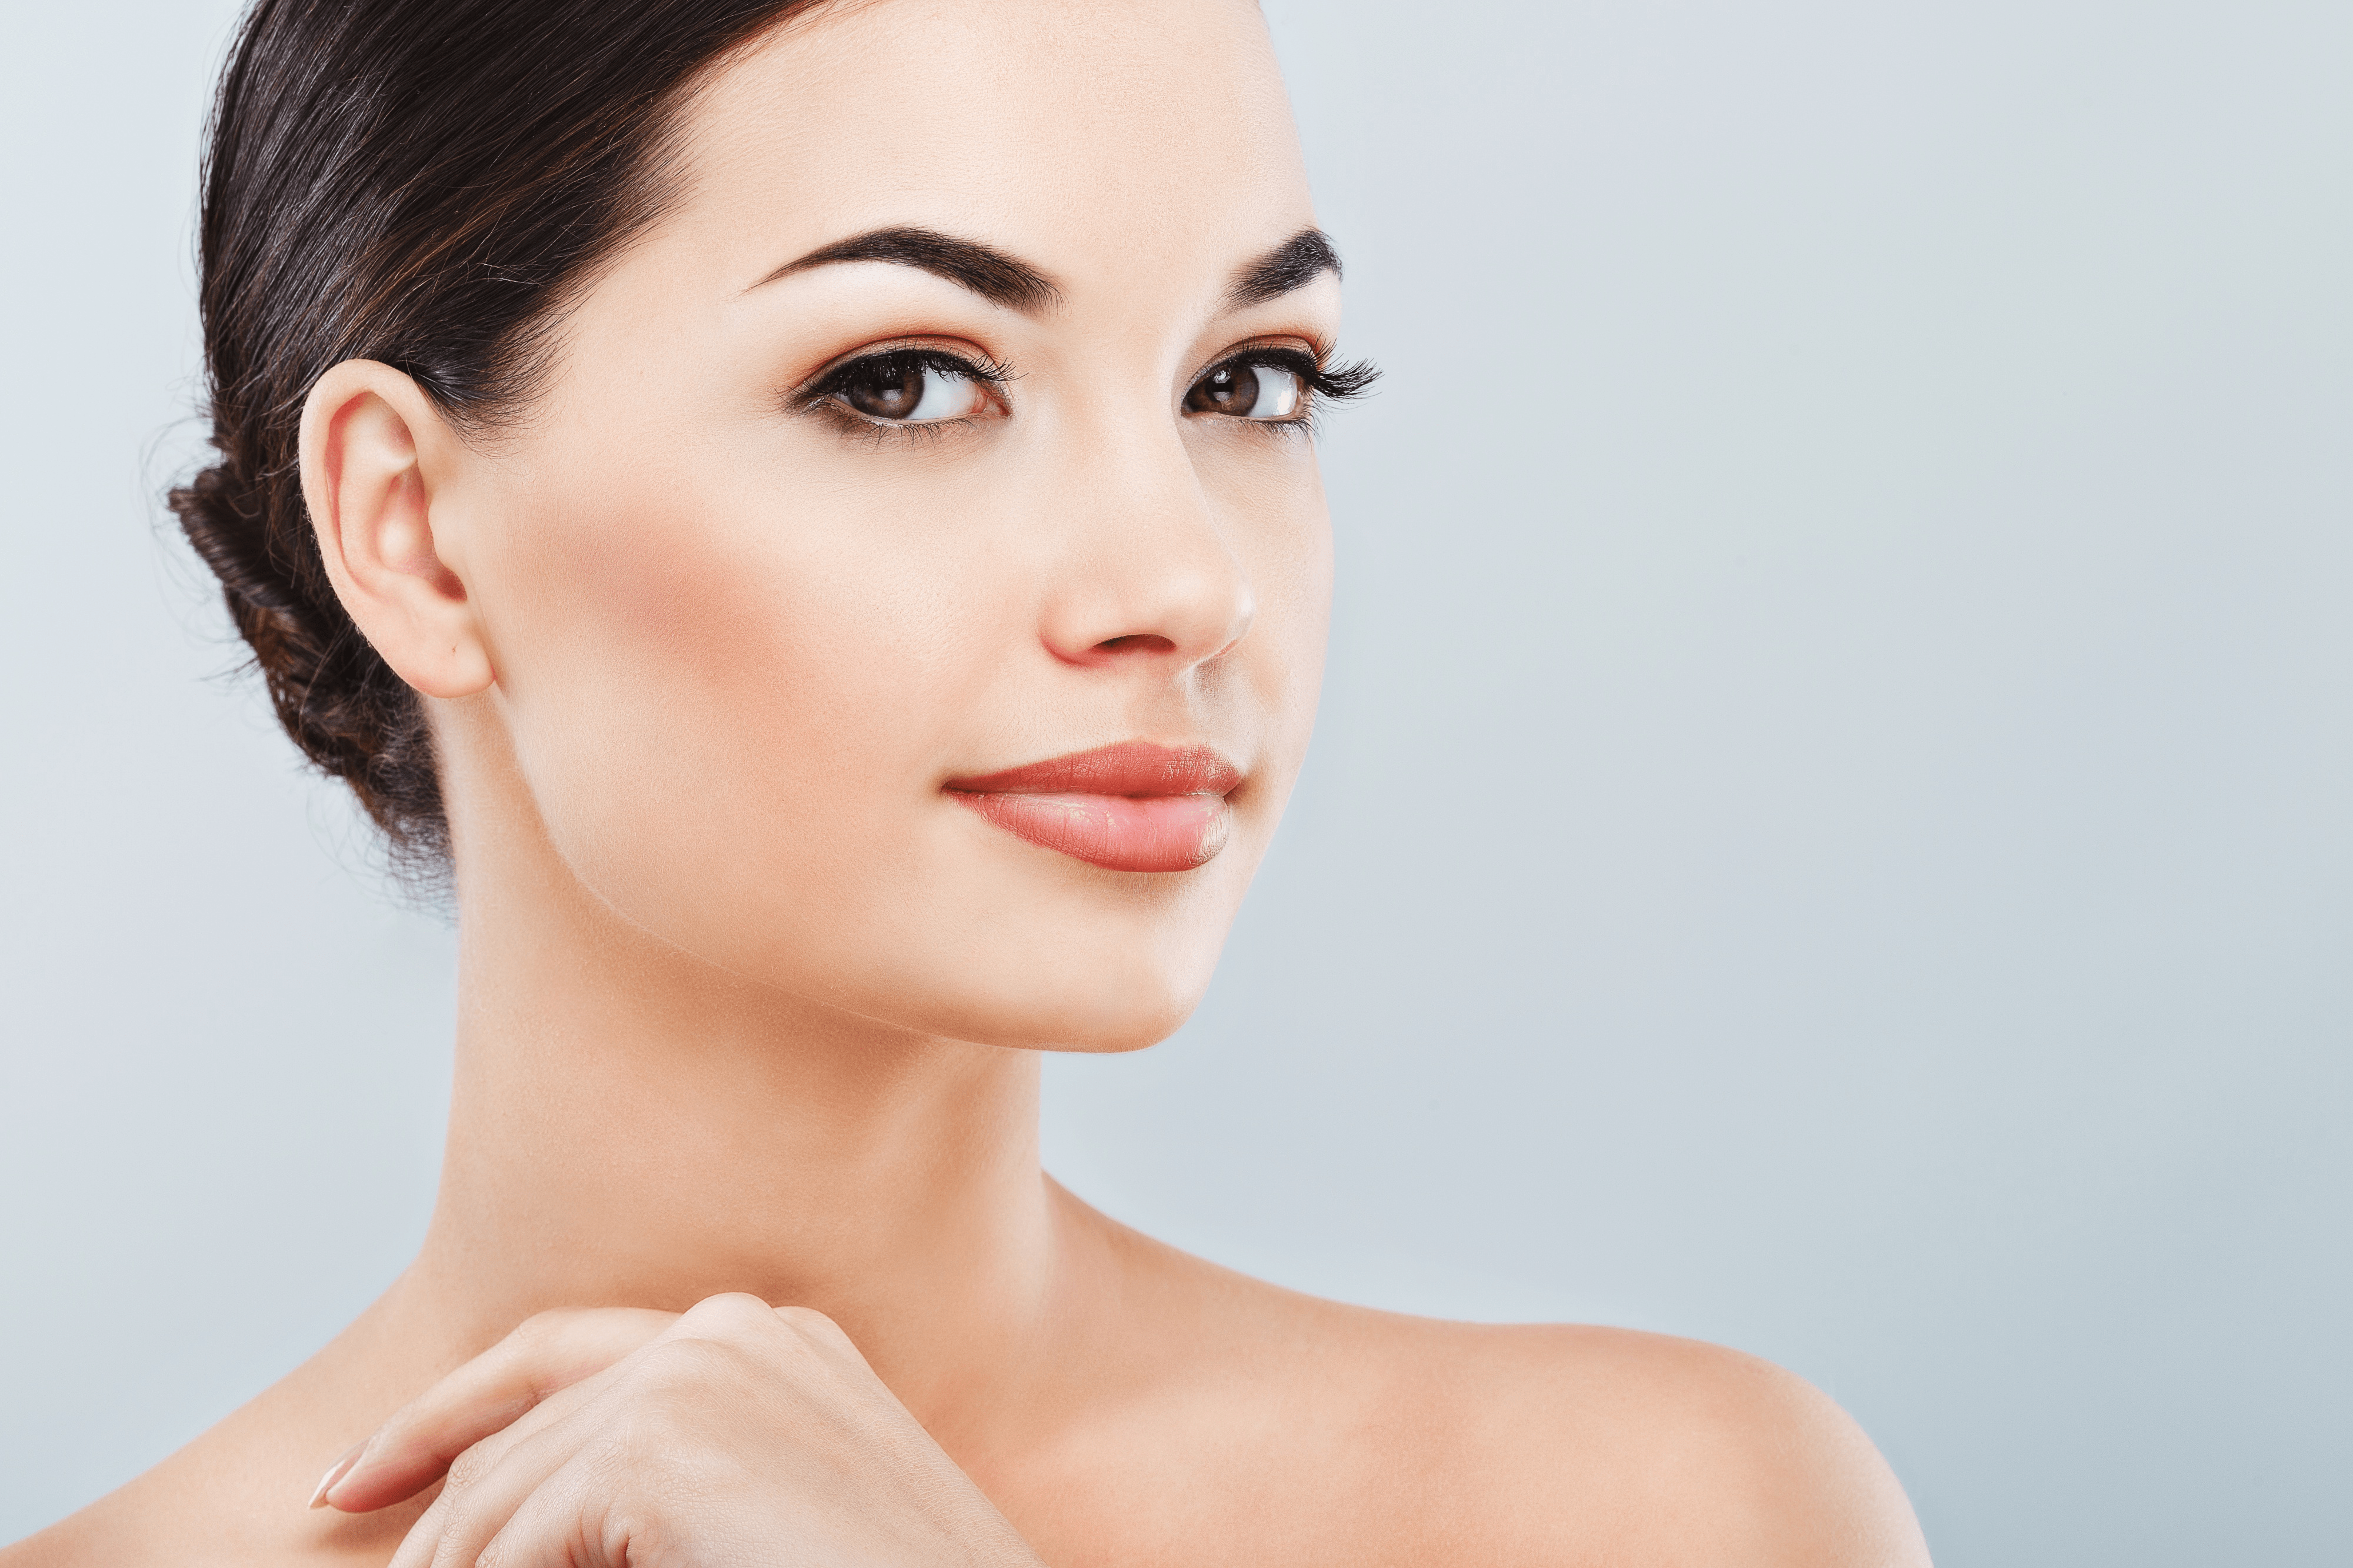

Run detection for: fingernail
[[307, 1438, 369, 1509]]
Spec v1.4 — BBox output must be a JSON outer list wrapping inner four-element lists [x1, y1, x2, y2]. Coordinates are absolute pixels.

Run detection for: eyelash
[[1204, 346, 1382, 438], [790, 343, 1381, 443], [791, 346, 1017, 443]]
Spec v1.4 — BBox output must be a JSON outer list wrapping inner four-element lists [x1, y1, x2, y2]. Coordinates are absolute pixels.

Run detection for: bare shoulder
[[0, 1333, 432, 1568], [0, 1502, 116, 1568], [1325, 1307, 1932, 1567], [0, 1445, 238, 1568], [0, 1459, 228, 1568], [1054, 1197, 1930, 1567], [1, 1439, 425, 1568]]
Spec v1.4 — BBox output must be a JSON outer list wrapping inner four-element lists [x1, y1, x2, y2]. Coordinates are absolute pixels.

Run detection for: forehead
[[665, 0, 1313, 296]]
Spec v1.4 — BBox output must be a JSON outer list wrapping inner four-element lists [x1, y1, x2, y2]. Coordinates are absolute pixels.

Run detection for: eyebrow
[[748, 223, 1342, 317], [750, 226, 1063, 314], [1227, 228, 1344, 309]]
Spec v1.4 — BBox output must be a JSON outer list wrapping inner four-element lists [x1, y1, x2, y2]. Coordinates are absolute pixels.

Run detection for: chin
[[916, 867, 1252, 1054], [849, 928, 1225, 1055]]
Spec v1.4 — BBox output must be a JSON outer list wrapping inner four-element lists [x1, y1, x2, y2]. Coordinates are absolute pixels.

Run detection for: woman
[[6, 0, 1929, 1562]]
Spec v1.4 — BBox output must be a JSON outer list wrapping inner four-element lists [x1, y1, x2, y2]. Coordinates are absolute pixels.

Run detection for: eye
[[817, 349, 996, 424], [1185, 357, 1305, 421]]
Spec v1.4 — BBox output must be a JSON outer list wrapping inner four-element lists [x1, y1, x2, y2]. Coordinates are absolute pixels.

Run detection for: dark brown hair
[[172, 0, 813, 870]]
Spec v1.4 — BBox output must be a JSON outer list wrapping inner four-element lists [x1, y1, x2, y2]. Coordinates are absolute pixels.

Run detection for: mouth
[[943, 740, 1244, 873]]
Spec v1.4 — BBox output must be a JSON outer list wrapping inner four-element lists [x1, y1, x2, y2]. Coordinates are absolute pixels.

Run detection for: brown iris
[[1185, 361, 1262, 416], [839, 353, 929, 419]]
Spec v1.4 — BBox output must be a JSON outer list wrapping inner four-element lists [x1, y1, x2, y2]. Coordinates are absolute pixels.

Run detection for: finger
[[385, 1369, 639, 1568], [422, 1306, 797, 1567], [391, 1320, 719, 1566], [323, 1306, 676, 1512], [401, 1301, 721, 1521], [381, 1482, 458, 1568], [668, 1292, 865, 1373], [463, 1317, 824, 1568], [769, 1302, 871, 1369], [475, 1447, 639, 1568]]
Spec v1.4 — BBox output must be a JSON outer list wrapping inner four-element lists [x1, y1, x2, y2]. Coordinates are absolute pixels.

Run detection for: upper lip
[[944, 740, 1243, 797]]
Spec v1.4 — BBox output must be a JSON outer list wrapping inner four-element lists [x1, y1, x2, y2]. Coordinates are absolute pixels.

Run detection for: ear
[[298, 359, 494, 699]]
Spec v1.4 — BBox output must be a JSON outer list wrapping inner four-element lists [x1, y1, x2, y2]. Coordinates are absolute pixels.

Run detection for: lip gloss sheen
[[944, 742, 1241, 873]]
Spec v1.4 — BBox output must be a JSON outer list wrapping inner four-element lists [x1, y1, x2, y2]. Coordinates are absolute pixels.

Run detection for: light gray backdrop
[[3, 1, 2347, 1560]]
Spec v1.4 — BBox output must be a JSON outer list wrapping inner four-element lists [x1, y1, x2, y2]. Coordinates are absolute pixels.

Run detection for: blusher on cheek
[[492, 471, 828, 886], [486, 444, 1013, 990]]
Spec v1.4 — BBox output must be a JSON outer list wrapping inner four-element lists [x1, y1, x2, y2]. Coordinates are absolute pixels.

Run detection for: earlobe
[[298, 359, 494, 699]]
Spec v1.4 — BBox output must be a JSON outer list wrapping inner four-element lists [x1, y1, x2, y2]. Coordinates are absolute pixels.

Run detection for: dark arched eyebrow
[[1227, 228, 1342, 309], [749, 226, 1062, 314]]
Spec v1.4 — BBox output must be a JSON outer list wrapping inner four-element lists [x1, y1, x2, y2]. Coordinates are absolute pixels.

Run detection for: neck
[[395, 711, 1064, 1432]]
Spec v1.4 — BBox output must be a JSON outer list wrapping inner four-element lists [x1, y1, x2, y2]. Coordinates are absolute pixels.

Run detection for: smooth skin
[[7, 1, 1931, 1563]]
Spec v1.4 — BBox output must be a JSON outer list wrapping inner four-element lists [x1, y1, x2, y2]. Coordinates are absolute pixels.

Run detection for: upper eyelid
[[792, 341, 1011, 402], [1195, 337, 1327, 375], [798, 335, 1322, 388], [1186, 344, 1334, 403]]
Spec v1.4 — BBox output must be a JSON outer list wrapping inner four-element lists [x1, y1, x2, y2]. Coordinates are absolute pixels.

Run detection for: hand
[[314, 1294, 1045, 1567]]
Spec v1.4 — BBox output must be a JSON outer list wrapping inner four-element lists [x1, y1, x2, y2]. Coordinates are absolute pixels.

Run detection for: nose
[[1036, 426, 1255, 672]]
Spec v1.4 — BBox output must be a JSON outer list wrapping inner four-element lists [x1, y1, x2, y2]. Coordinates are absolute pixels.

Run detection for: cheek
[[476, 448, 997, 969]]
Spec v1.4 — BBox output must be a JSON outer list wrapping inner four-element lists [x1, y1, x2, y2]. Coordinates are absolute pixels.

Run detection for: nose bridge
[[1037, 397, 1254, 669]]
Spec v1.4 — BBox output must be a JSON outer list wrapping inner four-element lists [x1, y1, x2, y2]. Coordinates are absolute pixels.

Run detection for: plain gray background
[[3, 0, 2347, 1559]]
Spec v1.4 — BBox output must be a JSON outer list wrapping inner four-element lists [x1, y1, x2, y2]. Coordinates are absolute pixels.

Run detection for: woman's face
[[440, 0, 1339, 1050]]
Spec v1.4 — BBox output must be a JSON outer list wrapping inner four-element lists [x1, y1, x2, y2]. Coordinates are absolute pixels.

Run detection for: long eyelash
[[1309, 357, 1381, 401], [788, 346, 1016, 438], [1220, 346, 1382, 402], [1213, 347, 1382, 438], [794, 347, 1015, 405]]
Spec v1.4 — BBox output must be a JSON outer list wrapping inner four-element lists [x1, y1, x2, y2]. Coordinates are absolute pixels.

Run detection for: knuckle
[[775, 1303, 859, 1358], [508, 1306, 583, 1353], [681, 1290, 773, 1332], [629, 1333, 742, 1401], [772, 1303, 837, 1334], [442, 1441, 495, 1492]]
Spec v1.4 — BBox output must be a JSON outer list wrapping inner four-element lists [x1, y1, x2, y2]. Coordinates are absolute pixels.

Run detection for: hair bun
[[171, 452, 448, 870], [178, 0, 811, 876]]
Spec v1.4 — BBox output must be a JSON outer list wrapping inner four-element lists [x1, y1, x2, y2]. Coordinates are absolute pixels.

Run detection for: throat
[[405, 900, 1059, 1432]]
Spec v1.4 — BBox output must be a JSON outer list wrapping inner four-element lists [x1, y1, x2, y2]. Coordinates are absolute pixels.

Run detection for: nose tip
[[1043, 543, 1255, 671], [1034, 405, 1261, 672]]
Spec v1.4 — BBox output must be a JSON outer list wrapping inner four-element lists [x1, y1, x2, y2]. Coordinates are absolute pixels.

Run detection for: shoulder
[[1329, 1313, 1933, 1567], [0, 1343, 433, 1568], [1073, 1209, 1929, 1566], [4, 1441, 431, 1568], [0, 1448, 236, 1568], [1, 1465, 216, 1568]]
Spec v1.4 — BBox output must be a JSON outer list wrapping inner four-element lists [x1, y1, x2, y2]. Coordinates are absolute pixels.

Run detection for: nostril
[[1095, 633, 1177, 655]]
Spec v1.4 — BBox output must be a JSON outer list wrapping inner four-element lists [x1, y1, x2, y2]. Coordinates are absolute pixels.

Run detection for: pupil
[[845, 357, 925, 419], [1187, 362, 1261, 415]]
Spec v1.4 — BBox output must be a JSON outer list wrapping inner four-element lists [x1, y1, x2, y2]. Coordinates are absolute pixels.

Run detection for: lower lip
[[948, 790, 1232, 873]]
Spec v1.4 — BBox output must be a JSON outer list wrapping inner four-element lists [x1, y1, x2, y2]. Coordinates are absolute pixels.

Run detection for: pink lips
[[944, 741, 1242, 873]]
